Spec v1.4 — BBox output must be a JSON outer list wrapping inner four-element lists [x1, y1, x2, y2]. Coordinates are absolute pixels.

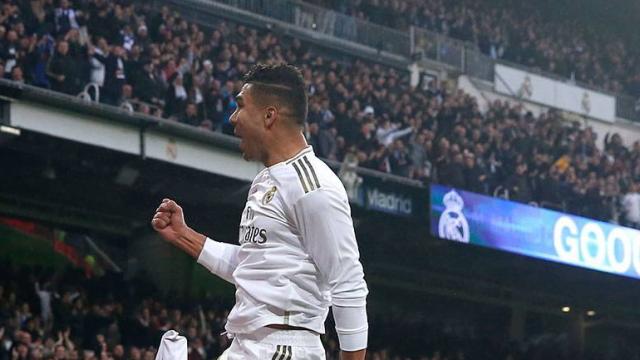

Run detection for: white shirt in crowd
[[197, 146, 368, 351], [34, 282, 52, 323], [90, 48, 106, 86], [622, 191, 640, 224]]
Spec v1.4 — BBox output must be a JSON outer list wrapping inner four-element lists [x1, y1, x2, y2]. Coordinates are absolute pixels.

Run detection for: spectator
[[34, 281, 53, 325], [54, 0, 79, 36], [26, 34, 54, 88], [88, 38, 108, 90], [10, 65, 24, 83], [46, 40, 78, 95], [135, 25, 150, 51], [439, 152, 466, 189], [506, 161, 533, 204], [119, 84, 134, 109], [180, 102, 201, 126], [389, 138, 411, 177], [308, 122, 338, 160], [99, 45, 127, 105], [133, 60, 162, 106], [463, 152, 488, 194], [622, 182, 640, 228], [1, 29, 20, 78], [375, 118, 413, 147], [164, 73, 188, 120]]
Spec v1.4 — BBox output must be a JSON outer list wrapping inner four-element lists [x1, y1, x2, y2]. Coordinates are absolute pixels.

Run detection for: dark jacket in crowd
[[47, 52, 79, 94]]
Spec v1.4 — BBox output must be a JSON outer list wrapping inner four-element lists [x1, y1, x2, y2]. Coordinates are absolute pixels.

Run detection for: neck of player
[[263, 131, 308, 167]]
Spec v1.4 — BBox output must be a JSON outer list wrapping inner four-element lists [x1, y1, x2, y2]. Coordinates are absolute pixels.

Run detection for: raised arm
[[151, 199, 240, 283]]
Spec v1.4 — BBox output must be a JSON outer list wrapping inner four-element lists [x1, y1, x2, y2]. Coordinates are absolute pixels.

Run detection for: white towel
[[155, 330, 187, 360]]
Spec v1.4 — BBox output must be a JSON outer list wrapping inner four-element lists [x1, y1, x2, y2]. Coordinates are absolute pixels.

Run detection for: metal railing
[[207, 0, 411, 56], [412, 26, 476, 72], [617, 94, 640, 122], [465, 49, 494, 82]]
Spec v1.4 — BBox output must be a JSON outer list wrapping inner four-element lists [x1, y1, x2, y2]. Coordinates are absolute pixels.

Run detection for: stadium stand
[[307, 0, 640, 97], [4, 262, 637, 360], [1, 0, 639, 227]]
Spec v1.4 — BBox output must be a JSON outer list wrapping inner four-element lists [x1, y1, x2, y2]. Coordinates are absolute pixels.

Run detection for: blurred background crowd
[[1, 262, 625, 360], [309, 0, 640, 97], [0, 0, 638, 227]]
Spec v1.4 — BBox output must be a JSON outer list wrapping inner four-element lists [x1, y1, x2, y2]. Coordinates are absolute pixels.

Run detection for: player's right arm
[[151, 198, 240, 283]]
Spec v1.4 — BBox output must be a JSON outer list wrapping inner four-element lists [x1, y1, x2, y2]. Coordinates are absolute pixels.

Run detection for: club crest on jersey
[[262, 186, 277, 205]]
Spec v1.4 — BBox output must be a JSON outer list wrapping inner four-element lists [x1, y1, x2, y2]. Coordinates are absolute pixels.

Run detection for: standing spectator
[[195, 59, 215, 94], [164, 73, 188, 119], [26, 34, 54, 89], [204, 80, 225, 129], [1, 29, 20, 78], [120, 25, 135, 52], [622, 182, 640, 228], [133, 60, 162, 106], [93, 45, 126, 105], [88, 38, 108, 90], [124, 44, 144, 85], [219, 80, 237, 135], [389, 139, 411, 177], [35, 281, 53, 326], [506, 162, 533, 204], [308, 122, 337, 160], [375, 118, 413, 147], [463, 152, 488, 194], [135, 25, 150, 51], [54, 0, 79, 36], [46, 40, 77, 94], [439, 152, 466, 189]]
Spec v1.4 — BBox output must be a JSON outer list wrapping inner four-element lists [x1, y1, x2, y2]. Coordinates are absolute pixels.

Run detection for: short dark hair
[[242, 64, 308, 126]]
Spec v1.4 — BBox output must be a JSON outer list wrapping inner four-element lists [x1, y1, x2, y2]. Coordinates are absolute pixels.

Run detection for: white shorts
[[218, 327, 326, 360]]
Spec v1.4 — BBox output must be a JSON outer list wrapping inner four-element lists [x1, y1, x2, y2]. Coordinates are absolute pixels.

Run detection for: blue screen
[[430, 184, 640, 280]]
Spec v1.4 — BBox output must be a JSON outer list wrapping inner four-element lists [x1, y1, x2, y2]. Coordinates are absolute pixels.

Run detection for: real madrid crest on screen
[[262, 186, 277, 205], [438, 190, 470, 243]]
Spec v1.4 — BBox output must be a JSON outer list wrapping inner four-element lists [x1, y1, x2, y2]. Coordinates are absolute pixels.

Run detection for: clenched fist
[[151, 198, 206, 258]]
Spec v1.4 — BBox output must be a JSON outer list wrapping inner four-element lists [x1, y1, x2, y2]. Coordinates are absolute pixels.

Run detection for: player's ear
[[264, 107, 277, 128]]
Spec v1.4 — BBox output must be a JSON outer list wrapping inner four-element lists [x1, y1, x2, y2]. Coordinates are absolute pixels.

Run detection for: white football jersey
[[197, 146, 368, 337]]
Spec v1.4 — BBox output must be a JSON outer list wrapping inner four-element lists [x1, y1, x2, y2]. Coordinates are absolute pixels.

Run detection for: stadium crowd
[[0, 0, 639, 227], [310, 0, 640, 97], [1, 262, 633, 360]]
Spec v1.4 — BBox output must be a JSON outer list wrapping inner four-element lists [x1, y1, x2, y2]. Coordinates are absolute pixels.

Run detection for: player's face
[[230, 84, 266, 162]]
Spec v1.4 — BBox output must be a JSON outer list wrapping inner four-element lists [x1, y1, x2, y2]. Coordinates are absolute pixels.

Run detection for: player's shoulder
[[269, 147, 344, 202]]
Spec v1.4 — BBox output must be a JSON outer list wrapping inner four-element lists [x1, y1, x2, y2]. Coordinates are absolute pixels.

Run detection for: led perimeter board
[[430, 184, 640, 280]]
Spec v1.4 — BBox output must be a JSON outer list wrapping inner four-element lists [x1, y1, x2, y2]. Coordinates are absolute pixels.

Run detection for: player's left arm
[[293, 189, 368, 357]]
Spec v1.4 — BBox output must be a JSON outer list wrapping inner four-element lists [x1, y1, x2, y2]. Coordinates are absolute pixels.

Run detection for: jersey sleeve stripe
[[303, 155, 321, 189], [285, 148, 312, 165], [278, 346, 288, 360], [297, 158, 316, 191], [271, 345, 281, 360], [292, 161, 309, 193]]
